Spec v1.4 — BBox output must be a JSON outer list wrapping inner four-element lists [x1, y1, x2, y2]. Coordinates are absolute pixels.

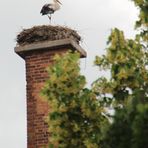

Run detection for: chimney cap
[[15, 38, 87, 59]]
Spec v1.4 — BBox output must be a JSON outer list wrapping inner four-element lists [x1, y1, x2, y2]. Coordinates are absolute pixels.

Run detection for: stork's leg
[[50, 14, 52, 24], [47, 15, 51, 24]]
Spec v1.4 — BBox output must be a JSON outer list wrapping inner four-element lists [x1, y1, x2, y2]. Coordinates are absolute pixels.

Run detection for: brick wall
[[25, 48, 68, 148]]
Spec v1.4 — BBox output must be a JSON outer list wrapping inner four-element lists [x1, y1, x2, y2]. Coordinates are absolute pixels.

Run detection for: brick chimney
[[15, 26, 86, 148]]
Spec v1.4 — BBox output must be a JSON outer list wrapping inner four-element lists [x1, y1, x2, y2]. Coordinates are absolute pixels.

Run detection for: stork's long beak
[[57, 0, 62, 5]]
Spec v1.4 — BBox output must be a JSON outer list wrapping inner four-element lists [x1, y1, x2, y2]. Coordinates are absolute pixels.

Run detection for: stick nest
[[16, 25, 81, 45]]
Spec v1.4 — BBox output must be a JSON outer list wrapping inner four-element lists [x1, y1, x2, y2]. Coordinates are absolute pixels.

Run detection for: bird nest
[[16, 25, 81, 45]]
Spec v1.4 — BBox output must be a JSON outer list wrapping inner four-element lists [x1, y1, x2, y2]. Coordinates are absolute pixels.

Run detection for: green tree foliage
[[93, 0, 148, 147], [42, 52, 108, 148], [94, 28, 148, 106], [93, 28, 148, 147], [132, 104, 148, 148], [132, 0, 148, 43]]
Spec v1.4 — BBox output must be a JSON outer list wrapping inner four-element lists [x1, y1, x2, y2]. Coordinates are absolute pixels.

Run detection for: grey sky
[[0, 0, 138, 147]]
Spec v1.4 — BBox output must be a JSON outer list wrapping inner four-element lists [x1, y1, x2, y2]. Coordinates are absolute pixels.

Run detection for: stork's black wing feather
[[40, 4, 54, 15]]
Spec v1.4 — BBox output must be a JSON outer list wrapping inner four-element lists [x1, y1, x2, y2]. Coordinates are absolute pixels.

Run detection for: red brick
[[24, 48, 68, 148]]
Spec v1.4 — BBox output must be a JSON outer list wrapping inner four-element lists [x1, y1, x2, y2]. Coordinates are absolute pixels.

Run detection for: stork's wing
[[40, 4, 54, 15]]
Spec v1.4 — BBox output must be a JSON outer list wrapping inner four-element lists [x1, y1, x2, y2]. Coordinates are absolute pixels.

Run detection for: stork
[[40, 0, 62, 23]]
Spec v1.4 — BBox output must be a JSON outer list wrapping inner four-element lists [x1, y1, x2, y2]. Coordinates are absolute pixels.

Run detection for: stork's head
[[55, 0, 62, 5]]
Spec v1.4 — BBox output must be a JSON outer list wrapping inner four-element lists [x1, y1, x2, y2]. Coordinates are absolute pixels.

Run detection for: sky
[[0, 0, 138, 147]]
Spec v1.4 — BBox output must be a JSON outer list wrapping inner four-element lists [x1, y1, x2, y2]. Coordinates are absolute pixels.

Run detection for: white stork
[[40, 0, 62, 22]]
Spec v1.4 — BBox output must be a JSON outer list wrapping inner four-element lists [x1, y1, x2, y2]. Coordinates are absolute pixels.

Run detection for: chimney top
[[15, 38, 87, 58], [15, 25, 86, 58]]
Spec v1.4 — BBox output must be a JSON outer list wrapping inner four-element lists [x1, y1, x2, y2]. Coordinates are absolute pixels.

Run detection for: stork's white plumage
[[40, 0, 62, 22]]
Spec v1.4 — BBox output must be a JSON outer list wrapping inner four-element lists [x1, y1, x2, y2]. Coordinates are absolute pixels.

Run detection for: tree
[[92, 0, 148, 147], [42, 52, 108, 148], [132, 0, 148, 44], [93, 27, 148, 148]]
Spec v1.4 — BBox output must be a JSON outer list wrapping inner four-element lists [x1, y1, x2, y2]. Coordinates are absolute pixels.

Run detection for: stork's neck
[[53, 0, 59, 4], [53, 0, 60, 10]]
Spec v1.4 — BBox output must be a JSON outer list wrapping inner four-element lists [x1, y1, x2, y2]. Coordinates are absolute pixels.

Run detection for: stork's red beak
[[57, 0, 62, 5]]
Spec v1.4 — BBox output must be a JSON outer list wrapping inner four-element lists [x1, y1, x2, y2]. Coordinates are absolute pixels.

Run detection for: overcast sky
[[0, 0, 138, 147]]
